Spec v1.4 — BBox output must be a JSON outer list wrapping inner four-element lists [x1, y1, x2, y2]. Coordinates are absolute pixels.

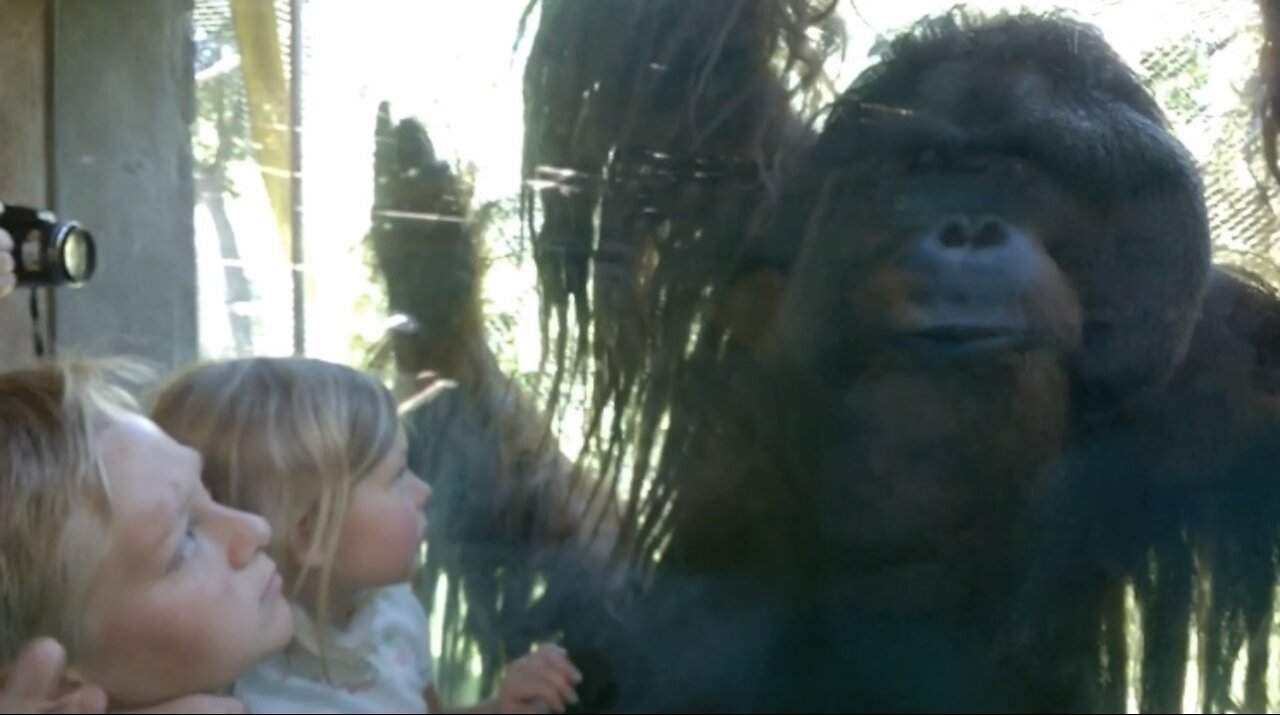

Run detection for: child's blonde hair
[[149, 357, 400, 644], [0, 359, 142, 663]]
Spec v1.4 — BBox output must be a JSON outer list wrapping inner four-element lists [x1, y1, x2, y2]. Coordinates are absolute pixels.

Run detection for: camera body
[[0, 203, 96, 288]]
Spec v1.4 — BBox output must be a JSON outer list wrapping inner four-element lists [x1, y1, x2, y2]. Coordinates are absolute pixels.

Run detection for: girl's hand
[[495, 644, 582, 714]]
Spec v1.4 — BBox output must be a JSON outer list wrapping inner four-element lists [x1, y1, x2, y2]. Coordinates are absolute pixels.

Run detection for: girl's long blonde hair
[[150, 357, 400, 650]]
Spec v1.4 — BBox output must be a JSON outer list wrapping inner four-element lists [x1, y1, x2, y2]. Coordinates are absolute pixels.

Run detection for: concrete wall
[[0, 0, 49, 370], [50, 0, 197, 371]]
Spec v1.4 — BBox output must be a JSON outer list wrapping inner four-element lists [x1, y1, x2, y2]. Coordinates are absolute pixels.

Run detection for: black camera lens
[[1, 203, 97, 288]]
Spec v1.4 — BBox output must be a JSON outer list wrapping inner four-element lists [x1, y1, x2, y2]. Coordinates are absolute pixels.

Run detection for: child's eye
[[394, 468, 416, 491], [170, 522, 199, 571]]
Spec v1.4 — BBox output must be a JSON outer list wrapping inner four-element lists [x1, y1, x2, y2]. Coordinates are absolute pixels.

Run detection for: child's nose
[[412, 476, 433, 509]]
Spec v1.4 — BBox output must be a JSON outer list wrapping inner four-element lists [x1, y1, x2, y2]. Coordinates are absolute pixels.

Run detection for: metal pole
[[290, 0, 304, 355]]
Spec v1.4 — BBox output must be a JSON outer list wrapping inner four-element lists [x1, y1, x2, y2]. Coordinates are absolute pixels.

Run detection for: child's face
[[73, 414, 294, 707], [331, 430, 432, 591]]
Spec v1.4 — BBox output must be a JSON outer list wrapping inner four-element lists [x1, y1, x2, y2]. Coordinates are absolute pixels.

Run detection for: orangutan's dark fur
[[519, 9, 1280, 714], [366, 103, 626, 699], [369, 2, 1280, 711]]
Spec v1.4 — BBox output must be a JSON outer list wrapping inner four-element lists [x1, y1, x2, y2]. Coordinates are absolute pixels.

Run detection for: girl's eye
[[170, 522, 199, 571]]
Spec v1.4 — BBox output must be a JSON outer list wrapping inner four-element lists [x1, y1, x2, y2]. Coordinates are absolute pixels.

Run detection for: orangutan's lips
[[898, 323, 1031, 357]]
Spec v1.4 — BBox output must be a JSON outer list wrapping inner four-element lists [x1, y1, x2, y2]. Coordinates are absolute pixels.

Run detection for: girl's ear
[[288, 512, 326, 568]]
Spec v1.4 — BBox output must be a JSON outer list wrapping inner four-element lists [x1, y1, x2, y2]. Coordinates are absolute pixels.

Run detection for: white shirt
[[234, 584, 434, 714]]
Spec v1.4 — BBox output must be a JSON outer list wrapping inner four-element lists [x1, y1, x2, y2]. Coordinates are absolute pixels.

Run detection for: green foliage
[[194, 19, 254, 191]]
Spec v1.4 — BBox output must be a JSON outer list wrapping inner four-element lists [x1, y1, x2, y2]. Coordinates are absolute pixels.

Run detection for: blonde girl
[[151, 357, 581, 714]]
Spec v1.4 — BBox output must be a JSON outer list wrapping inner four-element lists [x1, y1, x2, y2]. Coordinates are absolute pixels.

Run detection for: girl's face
[[330, 430, 433, 591], [74, 414, 294, 708]]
